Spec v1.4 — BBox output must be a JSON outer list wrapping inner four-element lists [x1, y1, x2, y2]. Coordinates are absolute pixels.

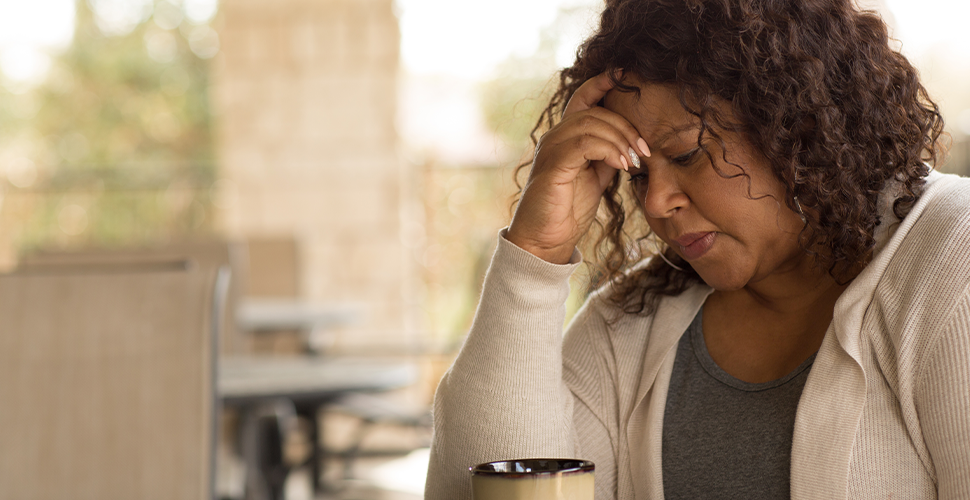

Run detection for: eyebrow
[[653, 124, 701, 149]]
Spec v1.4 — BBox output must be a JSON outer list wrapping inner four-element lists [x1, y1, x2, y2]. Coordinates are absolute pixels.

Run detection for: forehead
[[603, 82, 701, 146]]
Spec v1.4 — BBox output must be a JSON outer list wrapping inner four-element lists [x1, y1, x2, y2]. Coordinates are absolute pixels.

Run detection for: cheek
[[641, 216, 675, 250], [700, 166, 782, 233], [645, 217, 665, 237], [717, 201, 789, 251]]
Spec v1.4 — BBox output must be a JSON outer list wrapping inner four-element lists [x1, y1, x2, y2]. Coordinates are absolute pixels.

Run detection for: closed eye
[[628, 170, 647, 184], [672, 148, 700, 166]]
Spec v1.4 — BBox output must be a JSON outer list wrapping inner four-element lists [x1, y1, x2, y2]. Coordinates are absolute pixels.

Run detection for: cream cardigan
[[426, 171, 970, 500]]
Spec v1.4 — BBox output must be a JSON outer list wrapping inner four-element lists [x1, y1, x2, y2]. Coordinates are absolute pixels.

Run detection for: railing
[[0, 163, 218, 264]]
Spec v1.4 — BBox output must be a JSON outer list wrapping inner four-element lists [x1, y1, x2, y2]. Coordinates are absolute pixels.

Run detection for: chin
[[695, 267, 751, 291]]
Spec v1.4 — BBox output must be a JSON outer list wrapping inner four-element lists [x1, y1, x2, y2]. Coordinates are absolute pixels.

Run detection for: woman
[[426, 0, 970, 498]]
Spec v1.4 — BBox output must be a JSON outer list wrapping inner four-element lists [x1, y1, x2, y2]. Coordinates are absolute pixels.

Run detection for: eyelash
[[672, 148, 700, 165], [627, 148, 700, 185]]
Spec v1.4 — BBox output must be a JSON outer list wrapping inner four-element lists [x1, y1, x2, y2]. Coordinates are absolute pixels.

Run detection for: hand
[[506, 72, 649, 264]]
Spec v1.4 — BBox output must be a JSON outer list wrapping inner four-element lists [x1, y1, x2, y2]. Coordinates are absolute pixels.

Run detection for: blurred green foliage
[[478, 52, 557, 161], [478, 5, 595, 159], [36, 2, 213, 168], [478, 66, 554, 160], [0, 0, 217, 254]]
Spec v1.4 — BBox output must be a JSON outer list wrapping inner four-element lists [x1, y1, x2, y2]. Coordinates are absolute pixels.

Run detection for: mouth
[[673, 232, 717, 260]]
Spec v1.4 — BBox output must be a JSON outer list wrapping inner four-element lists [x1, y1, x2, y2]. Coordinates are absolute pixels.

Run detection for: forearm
[[425, 230, 581, 500]]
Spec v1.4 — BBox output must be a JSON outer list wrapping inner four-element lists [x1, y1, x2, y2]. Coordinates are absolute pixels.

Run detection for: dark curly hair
[[518, 0, 945, 315]]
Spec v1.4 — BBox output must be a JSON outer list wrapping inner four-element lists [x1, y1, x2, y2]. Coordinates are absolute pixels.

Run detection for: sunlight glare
[[0, 0, 74, 86], [397, 0, 596, 79]]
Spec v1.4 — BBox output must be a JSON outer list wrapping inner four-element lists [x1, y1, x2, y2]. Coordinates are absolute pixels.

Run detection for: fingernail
[[628, 147, 640, 170], [637, 138, 651, 157], [620, 155, 629, 171]]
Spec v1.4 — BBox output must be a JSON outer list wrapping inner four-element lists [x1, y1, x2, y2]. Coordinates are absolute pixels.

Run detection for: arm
[[916, 288, 970, 497], [424, 232, 581, 500], [426, 72, 645, 500], [563, 303, 623, 500], [426, 232, 624, 500]]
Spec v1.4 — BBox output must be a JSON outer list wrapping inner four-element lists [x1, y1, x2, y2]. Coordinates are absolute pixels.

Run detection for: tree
[[478, 4, 599, 162], [0, 0, 218, 252]]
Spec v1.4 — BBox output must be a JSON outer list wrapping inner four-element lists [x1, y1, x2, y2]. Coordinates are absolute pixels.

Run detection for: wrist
[[503, 229, 576, 265]]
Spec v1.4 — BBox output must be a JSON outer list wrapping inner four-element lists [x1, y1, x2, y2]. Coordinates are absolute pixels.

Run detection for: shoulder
[[563, 257, 664, 340], [562, 271, 709, 357], [871, 171, 970, 267], [916, 171, 970, 229], [896, 172, 970, 265], [561, 278, 634, 353], [868, 172, 970, 363], [565, 257, 656, 328], [561, 275, 708, 415]]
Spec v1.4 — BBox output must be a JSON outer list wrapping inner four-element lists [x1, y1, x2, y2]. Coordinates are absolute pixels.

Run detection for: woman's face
[[603, 82, 809, 291]]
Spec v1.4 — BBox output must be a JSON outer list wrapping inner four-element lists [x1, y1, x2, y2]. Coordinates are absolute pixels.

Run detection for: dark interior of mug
[[471, 459, 594, 475]]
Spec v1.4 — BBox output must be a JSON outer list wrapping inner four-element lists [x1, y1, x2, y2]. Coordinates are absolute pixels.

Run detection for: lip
[[673, 232, 717, 260]]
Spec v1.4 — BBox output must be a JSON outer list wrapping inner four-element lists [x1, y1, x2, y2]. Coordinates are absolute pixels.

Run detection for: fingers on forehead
[[587, 71, 620, 94], [566, 72, 619, 113]]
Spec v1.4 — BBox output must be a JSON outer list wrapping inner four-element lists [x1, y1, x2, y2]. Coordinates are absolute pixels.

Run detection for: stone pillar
[[213, 0, 417, 349]]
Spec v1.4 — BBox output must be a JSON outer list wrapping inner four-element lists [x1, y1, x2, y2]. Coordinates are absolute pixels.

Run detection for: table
[[235, 299, 364, 353], [219, 356, 417, 500]]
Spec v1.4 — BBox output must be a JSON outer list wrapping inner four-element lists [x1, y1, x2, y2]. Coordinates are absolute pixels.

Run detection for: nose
[[642, 166, 689, 219]]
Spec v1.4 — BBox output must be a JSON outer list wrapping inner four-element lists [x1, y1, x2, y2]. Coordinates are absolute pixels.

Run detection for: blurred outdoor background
[[1, 0, 969, 498]]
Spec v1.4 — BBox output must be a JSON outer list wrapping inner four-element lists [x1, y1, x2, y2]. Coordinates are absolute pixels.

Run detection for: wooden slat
[[0, 264, 215, 500]]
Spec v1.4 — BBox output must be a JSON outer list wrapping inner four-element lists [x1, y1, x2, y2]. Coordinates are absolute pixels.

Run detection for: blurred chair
[[0, 259, 229, 500], [236, 236, 311, 355], [239, 236, 300, 299], [19, 239, 244, 353], [234, 236, 363, 355], [233, 237, 426, 493], [323, 392, 431, 481]]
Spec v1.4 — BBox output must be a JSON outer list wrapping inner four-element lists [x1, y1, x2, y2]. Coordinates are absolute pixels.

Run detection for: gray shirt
[[662, 309, 815, 499]]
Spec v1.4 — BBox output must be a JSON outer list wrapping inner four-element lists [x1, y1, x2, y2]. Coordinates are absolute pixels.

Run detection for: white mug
[[470, 459, 595, 500]]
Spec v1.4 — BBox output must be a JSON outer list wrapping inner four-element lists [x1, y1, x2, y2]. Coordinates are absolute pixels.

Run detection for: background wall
[[214, 0, 421, 350]]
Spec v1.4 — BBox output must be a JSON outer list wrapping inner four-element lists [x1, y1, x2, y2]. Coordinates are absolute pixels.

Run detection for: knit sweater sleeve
[[424, 230, 584, 500], [915, 284, 970, 498]]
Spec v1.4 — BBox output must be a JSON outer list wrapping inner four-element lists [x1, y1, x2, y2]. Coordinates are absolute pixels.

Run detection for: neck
[[725, 249, 851, 315], [702, 255, 851, 383]]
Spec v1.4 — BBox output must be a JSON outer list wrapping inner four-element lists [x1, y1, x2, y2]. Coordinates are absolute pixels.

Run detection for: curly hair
[[517, 0, 945, 315]]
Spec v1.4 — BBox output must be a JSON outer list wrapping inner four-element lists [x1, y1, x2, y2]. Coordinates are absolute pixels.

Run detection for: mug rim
[[469, 458, 595, 477]]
